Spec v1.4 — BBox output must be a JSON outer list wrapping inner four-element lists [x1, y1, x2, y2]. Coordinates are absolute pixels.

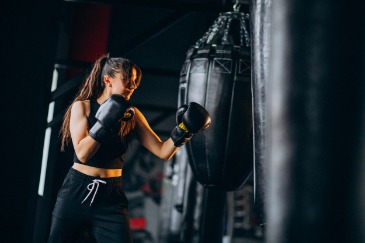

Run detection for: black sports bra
[[73, 98, 130, 169]]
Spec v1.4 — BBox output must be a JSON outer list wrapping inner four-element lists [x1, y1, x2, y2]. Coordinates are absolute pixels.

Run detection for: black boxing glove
[[89, 94, 135, 143], [170, 102, 211, 147]]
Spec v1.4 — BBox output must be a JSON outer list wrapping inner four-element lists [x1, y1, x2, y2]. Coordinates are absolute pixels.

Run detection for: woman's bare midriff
[[72, 163, 122, 178]]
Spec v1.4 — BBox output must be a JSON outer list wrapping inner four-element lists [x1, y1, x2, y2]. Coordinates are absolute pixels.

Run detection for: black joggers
[[47, 167, 132, 243]]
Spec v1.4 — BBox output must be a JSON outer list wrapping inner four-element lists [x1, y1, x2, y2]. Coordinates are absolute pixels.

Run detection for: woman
[[47, 54, 210, 243]]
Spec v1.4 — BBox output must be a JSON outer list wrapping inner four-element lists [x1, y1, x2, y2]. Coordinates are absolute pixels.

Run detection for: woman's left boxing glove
[[170, 102, 211, 147]]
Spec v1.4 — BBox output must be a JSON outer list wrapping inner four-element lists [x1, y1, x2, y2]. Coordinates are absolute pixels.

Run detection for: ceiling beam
[[64, 0, 229, 13]]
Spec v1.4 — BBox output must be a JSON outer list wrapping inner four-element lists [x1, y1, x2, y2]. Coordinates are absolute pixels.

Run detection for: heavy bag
[[179, 11, 253, 191], [250, 0, 272, 226], [266, 1, 365, 243]]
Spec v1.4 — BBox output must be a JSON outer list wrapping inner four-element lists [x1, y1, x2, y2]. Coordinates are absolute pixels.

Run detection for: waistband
[[68, 167, 122, 184]]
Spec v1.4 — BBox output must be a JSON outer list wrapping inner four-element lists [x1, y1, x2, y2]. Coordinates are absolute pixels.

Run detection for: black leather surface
[[265, 1, 365, 243], [178, 12, 253, 191], [250, 0, 272, 226]]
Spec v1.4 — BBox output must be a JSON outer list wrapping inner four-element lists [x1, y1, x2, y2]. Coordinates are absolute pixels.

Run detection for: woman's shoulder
[[134, 106, 141, 114], [71, 100, 91, 117], [72, 100, 90, 109], [133, 106, 148, 125], [133, 106, 144, 119]]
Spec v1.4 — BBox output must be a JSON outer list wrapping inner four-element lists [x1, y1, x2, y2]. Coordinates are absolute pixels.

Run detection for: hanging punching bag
[[266, 1, 365, 243], [179, 10, 253, 191], [250, 0, 272, 227]]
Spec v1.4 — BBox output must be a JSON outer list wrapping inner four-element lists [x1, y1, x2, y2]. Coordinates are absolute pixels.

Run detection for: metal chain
[[195, 11, 250, 47], [195, 15, 224, 46], [222, 15, 233, 44], [240, 14, 251, 47]]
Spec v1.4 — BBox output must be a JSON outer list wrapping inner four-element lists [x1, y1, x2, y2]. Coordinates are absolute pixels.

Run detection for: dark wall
[[0, 1, 59, 242]]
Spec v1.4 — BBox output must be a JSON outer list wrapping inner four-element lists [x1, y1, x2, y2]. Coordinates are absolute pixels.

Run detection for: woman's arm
[[134, 108, 179, 160], [70, 101, 100, 163]]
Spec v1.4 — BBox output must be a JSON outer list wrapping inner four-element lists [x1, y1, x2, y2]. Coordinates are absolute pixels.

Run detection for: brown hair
[[60, 54, 142, 151]]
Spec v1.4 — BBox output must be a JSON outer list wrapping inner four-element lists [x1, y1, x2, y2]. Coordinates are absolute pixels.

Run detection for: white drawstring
[[81, 179, 107, 206]]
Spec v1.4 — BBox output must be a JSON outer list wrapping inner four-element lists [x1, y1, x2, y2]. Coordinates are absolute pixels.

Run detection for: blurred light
[[38, 68, 58, 196]]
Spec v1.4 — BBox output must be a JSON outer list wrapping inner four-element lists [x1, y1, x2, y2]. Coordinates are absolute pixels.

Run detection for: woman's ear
[[103, 75, 112, 87]]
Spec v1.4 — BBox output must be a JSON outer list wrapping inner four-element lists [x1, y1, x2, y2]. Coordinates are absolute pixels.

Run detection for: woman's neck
[[97, 90, 111, 104]]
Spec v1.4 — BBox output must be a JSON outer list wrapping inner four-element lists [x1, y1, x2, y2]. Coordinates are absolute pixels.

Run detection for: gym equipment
[[179, 9, 253, 191], [266, 1, 365, 243], [250, 0, 272, 227]]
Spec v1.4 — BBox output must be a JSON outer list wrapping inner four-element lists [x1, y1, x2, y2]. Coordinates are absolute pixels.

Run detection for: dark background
[[0, 0, 247, 242]]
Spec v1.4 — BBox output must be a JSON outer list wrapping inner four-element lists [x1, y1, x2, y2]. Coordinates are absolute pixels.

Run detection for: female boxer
[[47, 54, 210, 243]]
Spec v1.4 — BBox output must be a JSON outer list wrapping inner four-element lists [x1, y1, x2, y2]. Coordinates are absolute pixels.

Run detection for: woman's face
[[108, 68, 138, 100]]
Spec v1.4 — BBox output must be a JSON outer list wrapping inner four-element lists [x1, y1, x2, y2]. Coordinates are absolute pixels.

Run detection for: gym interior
[[1, 0, 364, 242]]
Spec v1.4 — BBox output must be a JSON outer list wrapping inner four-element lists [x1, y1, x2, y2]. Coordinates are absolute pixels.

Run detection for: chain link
[[195, 12, 250, 47]]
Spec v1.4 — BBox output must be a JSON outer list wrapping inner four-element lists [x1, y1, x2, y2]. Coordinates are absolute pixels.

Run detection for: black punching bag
[[179, 10, 253, 191], [250, 0, 272, 226], [266, 1, 365, 243]]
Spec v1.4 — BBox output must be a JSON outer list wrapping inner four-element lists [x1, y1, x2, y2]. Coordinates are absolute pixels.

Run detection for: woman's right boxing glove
[[89, 94, 135, 143]]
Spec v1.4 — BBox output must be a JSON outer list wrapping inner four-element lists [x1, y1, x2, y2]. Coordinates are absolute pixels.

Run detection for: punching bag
[[266, 1, 365, 243], [179, 10, 253, 191], [250, 0, 272, 226]]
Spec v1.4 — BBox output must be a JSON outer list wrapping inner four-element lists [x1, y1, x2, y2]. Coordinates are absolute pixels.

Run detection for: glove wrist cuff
[[170, 126, 193, 147], [178, 122, 189, 133]]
